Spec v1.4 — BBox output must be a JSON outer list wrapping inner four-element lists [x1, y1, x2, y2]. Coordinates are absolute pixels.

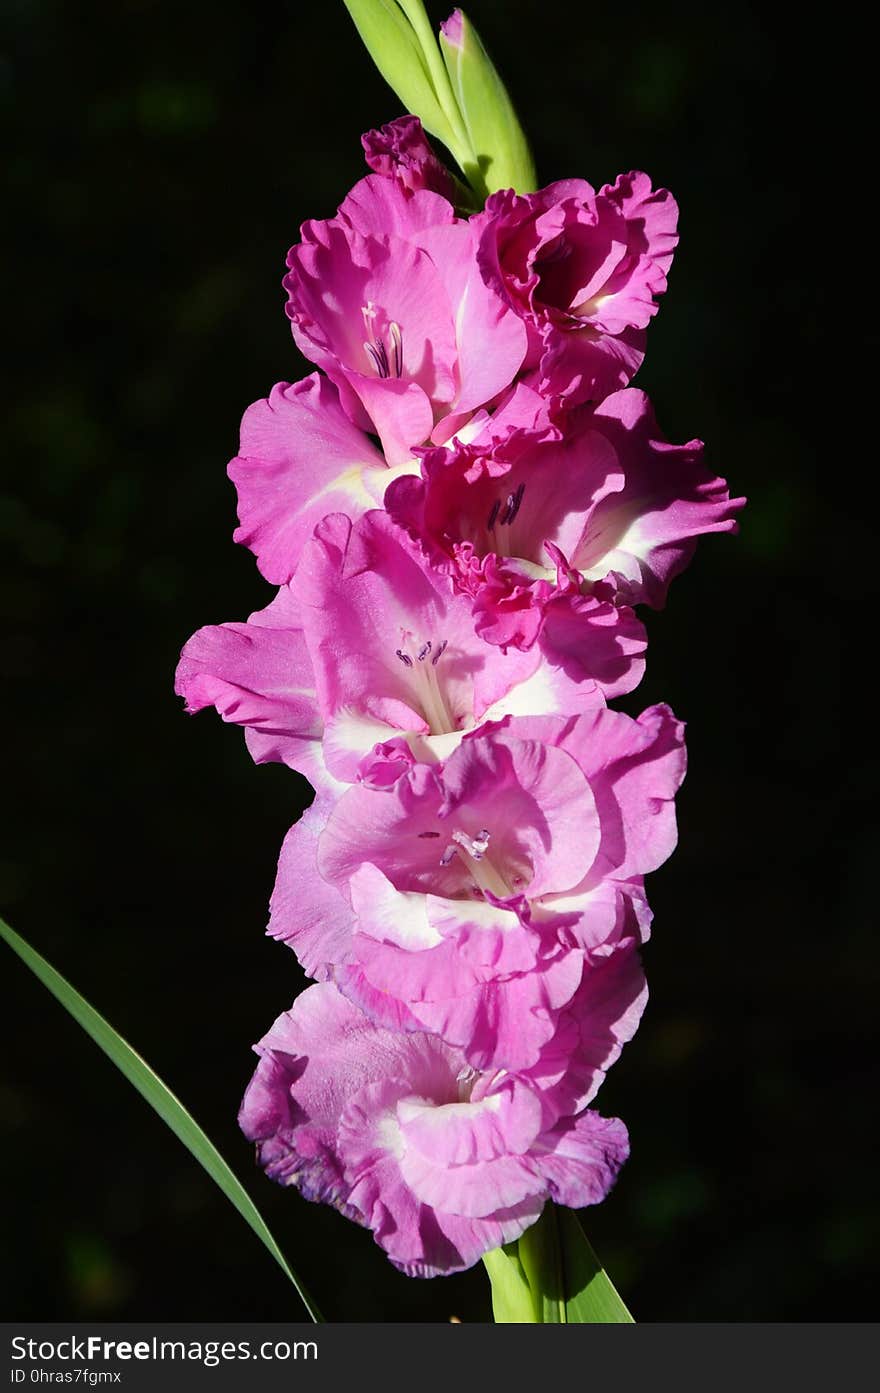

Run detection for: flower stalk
[[173, 0, 743, 1320]]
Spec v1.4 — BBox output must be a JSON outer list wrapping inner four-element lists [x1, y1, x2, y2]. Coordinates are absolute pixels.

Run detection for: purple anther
[[418, 641, 432, 662], [389, 322, 404, 379], [365, 339, 390, 379], [431, 639, 448, 665], [418, 830, 441, 839], [487, 498, 501, 530], [439, 844, 457, 866], [395, 648, 413, 667], [506, 482, 526, 525], [499, 492, 516, 525]]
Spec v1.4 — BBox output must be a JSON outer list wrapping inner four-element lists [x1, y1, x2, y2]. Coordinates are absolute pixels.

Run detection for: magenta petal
[[285, 218, 458, 451], [538, 590, 647, 696], [599, 171, 679, 331], [268, 814, 355, 980], [174, 589, 321, 773], [361, 117, 457, 201], [339, 173, 456, 241], [535, 1110, 630, 1208], [228, 375, 389, 584], [553, 703, 687, 880], [538, 322, 646, 402], [476, 170, 678, 404], [290, 509, 553, 781], [577, 389, 746, 608], [441, 731, 601, 894], [417, 221, 528, 424], [347, 374, 434, 467]]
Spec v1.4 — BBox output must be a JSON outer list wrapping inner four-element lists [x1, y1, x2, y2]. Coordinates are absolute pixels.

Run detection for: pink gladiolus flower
[[291, 509, 606, 783], [174, 506, 607, 791], [239, 979, 634, 1277], [388, 388, 743, 667], [476, 172, 678, 402], [169, 10, 746, 1298], [269, 704, 685, 1069], [362, 116, 457, 202], [283, 174, 528, 464]]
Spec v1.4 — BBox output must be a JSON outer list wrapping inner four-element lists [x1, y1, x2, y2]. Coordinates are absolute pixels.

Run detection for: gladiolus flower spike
[[176, 2, 743, 1321]]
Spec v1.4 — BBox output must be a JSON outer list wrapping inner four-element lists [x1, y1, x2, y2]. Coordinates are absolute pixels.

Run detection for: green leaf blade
[[0, 915, 321, 1323], [555, 1207, 634, 1323], [488, 1204, 634, 1323]]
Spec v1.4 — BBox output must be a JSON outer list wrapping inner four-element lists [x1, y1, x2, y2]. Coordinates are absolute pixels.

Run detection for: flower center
[[484, 480, 531, 560], [455, 1065, 481, 1102], [394, 637, 456, 735], [362, 302, 403, 379], [439, 827, 515, 899]]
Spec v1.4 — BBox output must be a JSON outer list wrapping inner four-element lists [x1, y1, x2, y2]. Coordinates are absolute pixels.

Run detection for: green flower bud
[[439, 8, 537, 198], [342, 1, 472, 173], [483, 1244, 542, 1323]]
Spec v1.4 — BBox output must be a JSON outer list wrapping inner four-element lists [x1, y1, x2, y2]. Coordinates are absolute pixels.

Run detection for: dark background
[[2, 0, 873, 1322]]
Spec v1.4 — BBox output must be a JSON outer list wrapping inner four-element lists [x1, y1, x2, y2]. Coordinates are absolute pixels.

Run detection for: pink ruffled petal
[[535, 1110, 630, 1208], [174, 592, 321, 775], [268, 813, 355, 980], [228, 375, 389, 584], [361, 117, 457, 201]]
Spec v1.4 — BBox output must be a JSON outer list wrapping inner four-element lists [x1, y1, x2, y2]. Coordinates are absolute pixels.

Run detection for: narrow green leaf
[[555, 1207, 634, 1323], [0, 915, 321, 1323], [341, 0, 461, 154]]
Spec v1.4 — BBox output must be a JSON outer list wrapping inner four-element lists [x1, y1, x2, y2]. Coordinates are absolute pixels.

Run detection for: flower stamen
[[362, 303, 404, 379], [394, 636, 455, 733]]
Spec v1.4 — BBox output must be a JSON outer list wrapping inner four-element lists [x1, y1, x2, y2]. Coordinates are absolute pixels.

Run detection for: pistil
[[439, 828, 513, 899]]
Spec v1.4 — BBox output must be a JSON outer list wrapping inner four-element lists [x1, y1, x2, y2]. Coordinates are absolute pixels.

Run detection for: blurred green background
[[2, 0, 873, 1322]]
